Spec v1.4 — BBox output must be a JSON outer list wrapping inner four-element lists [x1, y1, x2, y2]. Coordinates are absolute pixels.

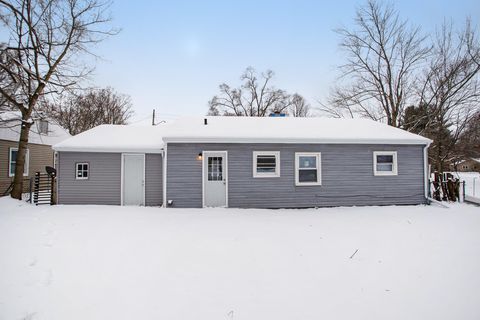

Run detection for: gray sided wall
[[166, 143, 426, 208], [145, 153, 163, 206], [57, 152, 162, 206]]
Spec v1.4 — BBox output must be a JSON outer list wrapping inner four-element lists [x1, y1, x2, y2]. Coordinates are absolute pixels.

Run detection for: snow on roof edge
[[53, 146, 163, 153], [162, 136, 431, 145]]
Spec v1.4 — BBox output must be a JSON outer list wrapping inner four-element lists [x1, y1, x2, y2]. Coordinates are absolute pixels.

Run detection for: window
[[373, 151, 398, 176], [38, 120, 49, 135], [9, 147, 29, 177], [76, 162, 89, 180], [207, 157, 223, 181], [295, 153, 321, 185], [253, 151, 280, 177]]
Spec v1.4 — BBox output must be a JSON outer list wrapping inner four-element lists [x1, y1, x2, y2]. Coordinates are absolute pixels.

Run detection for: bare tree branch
[[415, 19, 480, 171], [208, 67, 306, 117], [41, 87, 134, 135], [0, 0, 118, 199], [320, 0, 430, 127]]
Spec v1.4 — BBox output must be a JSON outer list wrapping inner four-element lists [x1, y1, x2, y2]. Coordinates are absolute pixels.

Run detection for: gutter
[[423, 142, 432, 201], [52, 147, 164, 154], [162, 137, 432, 145]]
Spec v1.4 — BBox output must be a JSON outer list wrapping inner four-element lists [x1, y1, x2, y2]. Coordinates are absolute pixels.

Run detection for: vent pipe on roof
[[204, 118, 208, 125], [269, 111, 286, 117]]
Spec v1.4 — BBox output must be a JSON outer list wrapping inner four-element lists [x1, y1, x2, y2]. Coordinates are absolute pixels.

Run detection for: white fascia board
[[161, 136, 432, 145], [53, 146, 164, 154]]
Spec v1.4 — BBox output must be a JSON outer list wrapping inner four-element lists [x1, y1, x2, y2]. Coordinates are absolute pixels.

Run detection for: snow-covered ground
[[452, 172, 480, 198], [1, 198, 480, 320]]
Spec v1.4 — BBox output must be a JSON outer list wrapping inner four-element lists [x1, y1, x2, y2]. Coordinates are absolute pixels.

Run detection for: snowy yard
[[1, 198, 480, 320]]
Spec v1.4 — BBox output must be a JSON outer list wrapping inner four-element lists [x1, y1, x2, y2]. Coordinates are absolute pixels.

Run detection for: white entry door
[[123, 154, 145, 206], [203, 151, 228, 207]]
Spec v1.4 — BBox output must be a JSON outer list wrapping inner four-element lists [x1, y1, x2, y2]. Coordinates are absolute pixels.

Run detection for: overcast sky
[[90, 0, 480, 123]]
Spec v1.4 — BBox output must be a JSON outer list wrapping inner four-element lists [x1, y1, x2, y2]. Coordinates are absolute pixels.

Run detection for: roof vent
[[204, 118, 208, 125], [269, 111, 286, 117]]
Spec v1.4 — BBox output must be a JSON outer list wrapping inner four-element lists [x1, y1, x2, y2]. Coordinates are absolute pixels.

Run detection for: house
[[53, 117, 432, 208], [451, 158, 480, 173], [1, 112, 71, 195]]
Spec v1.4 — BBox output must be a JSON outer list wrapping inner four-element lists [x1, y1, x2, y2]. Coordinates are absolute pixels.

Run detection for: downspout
[[423, 142, 432, 203], [162, 143, 167, 208], [55, 151, 59, 205]]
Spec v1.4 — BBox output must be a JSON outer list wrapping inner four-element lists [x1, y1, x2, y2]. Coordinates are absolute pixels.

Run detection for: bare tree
[[416, 20, 480, 171], [0, 0, 117, 199], [208, 67, 308, 117], [0, 43, 17, 112], [289, 93, 310, 117], [456, 110, 480, 160], [43, 87, 134, 135], [321, 0, 430, 127]]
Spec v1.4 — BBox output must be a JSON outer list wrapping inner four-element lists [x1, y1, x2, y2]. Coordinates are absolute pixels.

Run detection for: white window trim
[[295, 152, 322, 186], [373, 151, 398, 176], [253, 151, 280, 178], [75, 162, 89, 180], [9, 147, 29, 177]]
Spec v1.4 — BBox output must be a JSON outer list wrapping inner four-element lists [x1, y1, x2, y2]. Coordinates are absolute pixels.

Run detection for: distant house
[[53, 117, 432, 208], [452, 158, 480, 173], [1, 112, 71, 194]]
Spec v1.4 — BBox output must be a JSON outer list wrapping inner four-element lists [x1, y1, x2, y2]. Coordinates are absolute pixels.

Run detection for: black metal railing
[[33, 172, 55, 205]]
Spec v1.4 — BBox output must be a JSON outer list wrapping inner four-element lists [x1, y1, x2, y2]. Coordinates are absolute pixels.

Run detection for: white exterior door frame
[[202, 151, 228, 208], [121, 153, 146, 206]]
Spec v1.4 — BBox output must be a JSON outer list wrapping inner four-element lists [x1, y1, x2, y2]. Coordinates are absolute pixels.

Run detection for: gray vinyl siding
[[57, 152, 122, 205], [57, 152, 163, 206], [145, 153, 163, 206], [166, 143, 426, 208]]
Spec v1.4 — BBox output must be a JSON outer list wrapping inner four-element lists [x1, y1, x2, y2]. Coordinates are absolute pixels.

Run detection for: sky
[[89, 0, 480, 123]]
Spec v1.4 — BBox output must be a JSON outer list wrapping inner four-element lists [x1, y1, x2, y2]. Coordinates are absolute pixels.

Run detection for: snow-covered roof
[[0, 111, 71, 145], [53, 124, 165, 153], [162, 116, 432, 145], [53, 116, 432, 153]]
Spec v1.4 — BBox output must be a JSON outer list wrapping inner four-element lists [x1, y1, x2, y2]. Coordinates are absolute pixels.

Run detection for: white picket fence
[[452, 172, 480, 205]]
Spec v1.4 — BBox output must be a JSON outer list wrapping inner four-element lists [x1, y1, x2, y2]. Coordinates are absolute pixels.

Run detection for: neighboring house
[[0, 112, 71, 194], [53, 117, 432, 208], [451, 158, 480, 173]]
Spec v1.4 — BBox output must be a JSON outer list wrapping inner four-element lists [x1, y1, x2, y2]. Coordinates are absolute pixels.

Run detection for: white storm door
[[123, 154, 145, 206], [203, 151, 227, 207]]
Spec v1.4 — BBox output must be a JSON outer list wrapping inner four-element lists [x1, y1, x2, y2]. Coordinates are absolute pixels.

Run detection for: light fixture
[[196, 152, 203, 161]]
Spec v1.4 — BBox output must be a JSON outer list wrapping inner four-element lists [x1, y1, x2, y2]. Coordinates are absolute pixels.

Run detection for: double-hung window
[[295, 152, 321, 185], [9, 147, 29, 177], [253, 151, 280, 177], [373, 151, 398, 176], [76, 162, 89, 180]]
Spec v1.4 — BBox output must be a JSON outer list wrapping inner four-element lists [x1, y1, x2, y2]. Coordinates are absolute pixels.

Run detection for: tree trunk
[[11, 120, 32, 199]]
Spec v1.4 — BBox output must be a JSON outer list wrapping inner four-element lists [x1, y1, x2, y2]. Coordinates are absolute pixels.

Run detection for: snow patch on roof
[[0, 111, 71, 145], [53, 124, 165, 153], [162, 116, 432, 145]]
